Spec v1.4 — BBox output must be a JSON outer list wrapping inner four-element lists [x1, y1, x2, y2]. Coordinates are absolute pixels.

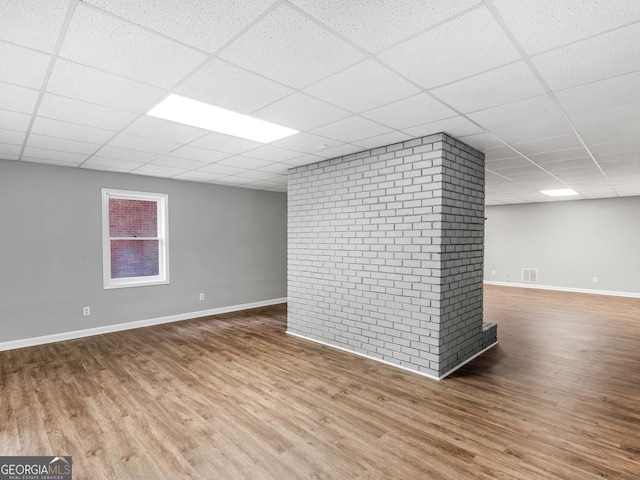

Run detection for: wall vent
[[522, 268, 538, 283]]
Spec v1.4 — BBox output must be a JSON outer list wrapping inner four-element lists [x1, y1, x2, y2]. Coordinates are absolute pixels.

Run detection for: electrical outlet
[[83, 306, 91, 316], [199, 293, 205, 301], [593, 277, 598, 283], [491, 270, 496, 275]]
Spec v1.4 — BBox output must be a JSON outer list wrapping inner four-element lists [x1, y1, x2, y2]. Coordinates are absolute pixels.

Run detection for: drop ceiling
[[1, 0, 639, 205]]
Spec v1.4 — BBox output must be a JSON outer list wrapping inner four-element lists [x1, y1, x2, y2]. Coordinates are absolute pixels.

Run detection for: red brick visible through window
[[109, 198, 160, 278], [109, 198, 157, 237]]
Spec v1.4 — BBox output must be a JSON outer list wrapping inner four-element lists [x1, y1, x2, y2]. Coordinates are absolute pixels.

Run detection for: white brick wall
[[288, 133, 492, 379]]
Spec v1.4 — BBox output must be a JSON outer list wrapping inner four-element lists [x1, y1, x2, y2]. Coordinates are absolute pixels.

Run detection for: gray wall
[[0, 159, 287, 343], [484, 196, 640, 294]]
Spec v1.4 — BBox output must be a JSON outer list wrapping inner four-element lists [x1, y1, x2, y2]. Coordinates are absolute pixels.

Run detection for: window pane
[[110, 240, 159, 278], [109, 198, 157, 237]]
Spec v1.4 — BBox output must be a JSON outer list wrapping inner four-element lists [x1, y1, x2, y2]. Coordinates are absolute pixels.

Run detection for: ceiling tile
[[60, 3, 206, 89], [0, 82, 39, 114], [217, 156, 273, 169], [82, 163, 132, 173], [0, 42, 51, 89], [242, 181, 286, 192], [0, 128, 25, 145], [402, 115, 483, 139], [271, 132, 341, 154], [22, 146, 88, 164], [458, 132, 503, 151], [27, 133, 99, 155], [588, 138, 640, 156], [489, 117, 573, 144], [494, 0, 640, 55], [601, 162, 640, 177], [2, 2, 637, 204], [84, 0, 274, 53], [0, 109, 31, 132], [197, 163, 246, 176], [555, 172, 607, 186], [315, 144, 365, 159], [83, 156, 143, 171], [511, 134, 583, 156], [527, 147, 590, 164], [150, 156, 208, 170], [256, 162, 296, 173], [502, 168, 562, 185], [38, 93, 137, 131], [542, 158, 600, 173], [106, 133, 180, 155], [253, 92, 350, 131], [352, 132, 412, 151], [0, 0, 68, 52], [0, 143, 22, 156], [213, 175, 257, 186], [468, 94, 563, 131], [312, 116, 392, 143], [596, 151, 640, 167], [46, 59, 164, 113], [280, 155, 324, 168], [486, 157, 532, 171], [123, 116, 207, 144], [556, 70, 640, 115], [172, 170, 226, 182], [571, 102, 640, 144], [191, 132, 262, 155], [291, 0, 480, 53], [95, 145, 159, 163], [305, 60, 420, 113], [176, 59, 293, 114], [578, 185, 620, 199], [380, 7, 520, 89], [21, 156, 85, 167], [615, 185, 640, 196], [362, 94, 456, 130], [132, 164, 188, 177], [220, 4, 364, 88], [244, 145, 301, 162], [486, 172, 523, 189], [485, 145, 518, 161], [169, 145, 230, 163], [533, 23, 640, 91], [233, 169, 283, 181], [431, 61, 545, 113], [31, 117, 115, 144]]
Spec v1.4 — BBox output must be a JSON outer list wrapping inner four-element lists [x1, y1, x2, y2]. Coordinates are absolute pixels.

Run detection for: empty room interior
[[1, 1, 640, 479]]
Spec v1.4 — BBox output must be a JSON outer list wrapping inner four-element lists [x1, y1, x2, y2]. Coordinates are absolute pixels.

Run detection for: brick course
[[288, 133, 495, 379]]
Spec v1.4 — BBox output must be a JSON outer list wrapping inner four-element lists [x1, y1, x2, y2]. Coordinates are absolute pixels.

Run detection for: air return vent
[[522, 268, 538, 283]]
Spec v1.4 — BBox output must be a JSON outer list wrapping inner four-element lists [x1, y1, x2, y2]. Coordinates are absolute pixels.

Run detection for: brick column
[[287, 133, 496, 379]]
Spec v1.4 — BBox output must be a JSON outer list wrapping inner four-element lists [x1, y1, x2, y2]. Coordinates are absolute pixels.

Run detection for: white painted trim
[[102, 188, 169, 289], [484, 281, 640, 299], [286, 331, 498, 381], [0, 298, 287, 352]]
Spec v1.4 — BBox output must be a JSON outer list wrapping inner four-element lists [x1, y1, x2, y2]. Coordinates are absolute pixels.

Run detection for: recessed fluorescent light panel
[[147, 94, 298, 143], [540, 188, 578, 197]]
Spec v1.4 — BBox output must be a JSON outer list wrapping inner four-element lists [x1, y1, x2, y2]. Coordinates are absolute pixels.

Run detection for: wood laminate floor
[[1, 285, 639, 479]]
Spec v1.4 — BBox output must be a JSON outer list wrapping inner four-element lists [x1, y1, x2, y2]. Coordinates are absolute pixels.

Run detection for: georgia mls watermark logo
[[0, 456, 72, 480]]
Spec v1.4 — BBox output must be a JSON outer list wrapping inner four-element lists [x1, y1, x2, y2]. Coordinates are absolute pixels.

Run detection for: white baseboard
[[438, 341, 498, 379], [286, 331, 498, 381], [484, 281, 640, 299], [0, 297, 287, 352]]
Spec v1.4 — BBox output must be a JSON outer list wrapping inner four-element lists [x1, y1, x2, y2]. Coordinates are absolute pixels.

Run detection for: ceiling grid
[[0, 0, 638, 203]]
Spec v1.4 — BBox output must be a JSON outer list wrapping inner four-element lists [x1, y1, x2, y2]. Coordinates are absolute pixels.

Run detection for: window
[[102, 188, 169, 289]]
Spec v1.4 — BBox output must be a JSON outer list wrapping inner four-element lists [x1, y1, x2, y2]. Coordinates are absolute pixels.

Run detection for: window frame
[[102, 188, 169, 289]]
